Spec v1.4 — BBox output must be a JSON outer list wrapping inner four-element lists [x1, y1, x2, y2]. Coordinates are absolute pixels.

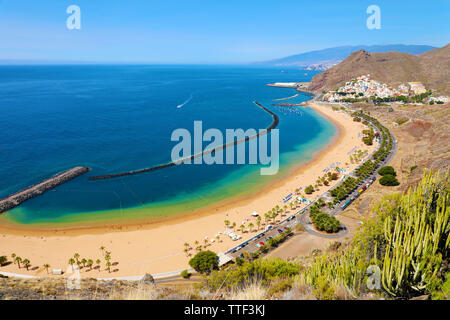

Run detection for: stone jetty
[[0, 166, 90, 213]]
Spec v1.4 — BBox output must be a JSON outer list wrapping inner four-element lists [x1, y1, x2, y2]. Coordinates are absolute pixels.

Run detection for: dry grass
[[224, 280, 267, 300]]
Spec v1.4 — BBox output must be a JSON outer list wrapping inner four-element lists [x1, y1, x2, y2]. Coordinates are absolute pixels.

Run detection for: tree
[[305, 185, 315, 194], [74, 253, 80, 263], [87, 259, 93, 270], [43, 263, 51, 274], [68, 258, 75, 268], [180, 269, 191, 279], [188, 251, 218, 273], [379, 166, 396, 176], [106, 261, 111, 273], [99, 246, 105, 255], [81, 258, 87, 268], [96, 259, 101, 271], [248, 222, 254, 232], [224, 220, 230, 228], [379, 174, 400, 186], [0, 256, 7, 266], [23, 259, 30, 271], [15, 256, 22, 268]]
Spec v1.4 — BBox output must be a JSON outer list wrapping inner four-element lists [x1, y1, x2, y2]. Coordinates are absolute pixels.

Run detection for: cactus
[[305, 171, 448, 298], [381, 171, 449, 296]]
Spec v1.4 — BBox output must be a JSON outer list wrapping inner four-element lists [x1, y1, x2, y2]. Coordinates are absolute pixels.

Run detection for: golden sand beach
[[0, 102, 375, 278]]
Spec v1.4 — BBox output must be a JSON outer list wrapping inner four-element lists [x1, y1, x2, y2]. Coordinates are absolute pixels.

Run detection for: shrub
[[180, 269, 191, 279], [310, 212, 341, 233], [410, 165, 418, 172], [205, 258, 301, 291], [189, 250, 218, 273], [0, 256, 7, 266], [379, 174, 400, 186], [378, 166, 396, 176], [305, 185, 315, 194]]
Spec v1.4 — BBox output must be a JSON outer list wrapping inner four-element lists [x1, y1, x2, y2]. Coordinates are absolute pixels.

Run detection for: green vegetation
[[330, 110, 393, 204], [180, 269, 191, 279], [395, 117, 409, 126], [304, 171, 449, 299], [189, 251, 218, 274], [379, 174, 400, 186], [410, 165, 418, 172], [263, 228, 293, 251], [304, 185, 315, 194], [204, 258, 301, 291], [0, 256, 7, 266], [378, 166, 396, 176], [310, 211, 340, 233], [362, 128, 375, 146]]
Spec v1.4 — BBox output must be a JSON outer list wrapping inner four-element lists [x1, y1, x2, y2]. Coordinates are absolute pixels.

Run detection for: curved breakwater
[[89, 101, 279, 180]]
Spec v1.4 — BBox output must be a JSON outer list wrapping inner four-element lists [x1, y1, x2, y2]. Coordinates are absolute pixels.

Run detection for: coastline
[[0, 102, 376, 278], [0, 100, 337, 236]]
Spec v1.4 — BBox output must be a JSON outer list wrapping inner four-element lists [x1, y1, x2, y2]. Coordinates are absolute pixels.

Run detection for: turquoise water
[[0, 65, 334, 226]]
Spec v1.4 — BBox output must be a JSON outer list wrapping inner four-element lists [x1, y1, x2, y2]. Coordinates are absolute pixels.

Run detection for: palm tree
[[240, 224, 245, 233], [184, 248, 189, 256], [87, 259, 93, 270], [106, 261, 111, 273], [96, 259, 101, 271], [0, 256, 7, 266], [232, 222, 236, 230], [15, 256, 22, 269], [104, 253, 111, 262], [256, 218, 261, 230], [81, 258, 87, 268], [248, 223, 254, 232], [216, 235, 220, 243], [74, 253, 80, 263], [68, 258, 75, 268], [99, 246, 106, 256], [203, 238, 208, 247], [23, 259, 30, 271], [184, 242, 190, 250], [224, 220, 230, 228], [11, 253, 16, 262], [194, 240, 199, 247], [43, 263, 51, 274]]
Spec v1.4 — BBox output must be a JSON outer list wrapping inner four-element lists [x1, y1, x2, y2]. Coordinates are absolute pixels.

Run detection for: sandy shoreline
[[0, 102, 375, 278]]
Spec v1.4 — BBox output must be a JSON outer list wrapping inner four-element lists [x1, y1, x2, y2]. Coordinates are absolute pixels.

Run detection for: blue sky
[[0, 0, 448, 63]]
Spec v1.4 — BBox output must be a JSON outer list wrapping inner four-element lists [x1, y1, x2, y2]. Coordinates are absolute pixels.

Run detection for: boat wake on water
[[176, 94, 193, 108]]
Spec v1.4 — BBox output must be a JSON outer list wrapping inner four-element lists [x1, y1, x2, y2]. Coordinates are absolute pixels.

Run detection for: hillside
[[309, 44, 450, 94], [259, 44, 436, 69]]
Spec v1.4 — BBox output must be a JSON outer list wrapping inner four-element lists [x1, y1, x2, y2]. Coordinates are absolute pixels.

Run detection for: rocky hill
[[309, 44, 450, 94]]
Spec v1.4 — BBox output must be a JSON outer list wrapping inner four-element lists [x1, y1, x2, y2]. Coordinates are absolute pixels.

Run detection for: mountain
[[309, 44, 450, 94], [260, 44, 437, 69]]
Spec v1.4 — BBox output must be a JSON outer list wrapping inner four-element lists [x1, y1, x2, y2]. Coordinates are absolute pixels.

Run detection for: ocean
[[0, 65, 335, 226]]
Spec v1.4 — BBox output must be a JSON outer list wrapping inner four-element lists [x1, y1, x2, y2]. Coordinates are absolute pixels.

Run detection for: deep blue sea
[[0, 65, 335, 225]]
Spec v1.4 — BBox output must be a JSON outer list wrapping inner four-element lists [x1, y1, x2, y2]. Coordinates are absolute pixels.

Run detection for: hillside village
[[322, 74, 449, 103]]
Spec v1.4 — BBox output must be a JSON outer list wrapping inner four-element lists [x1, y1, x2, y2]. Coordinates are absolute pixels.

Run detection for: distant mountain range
[[260, 44, 437, 70], [309, 44, 450, 94]]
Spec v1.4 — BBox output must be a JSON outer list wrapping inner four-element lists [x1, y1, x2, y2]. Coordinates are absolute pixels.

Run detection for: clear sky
[[0, 0, 448, 63]]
